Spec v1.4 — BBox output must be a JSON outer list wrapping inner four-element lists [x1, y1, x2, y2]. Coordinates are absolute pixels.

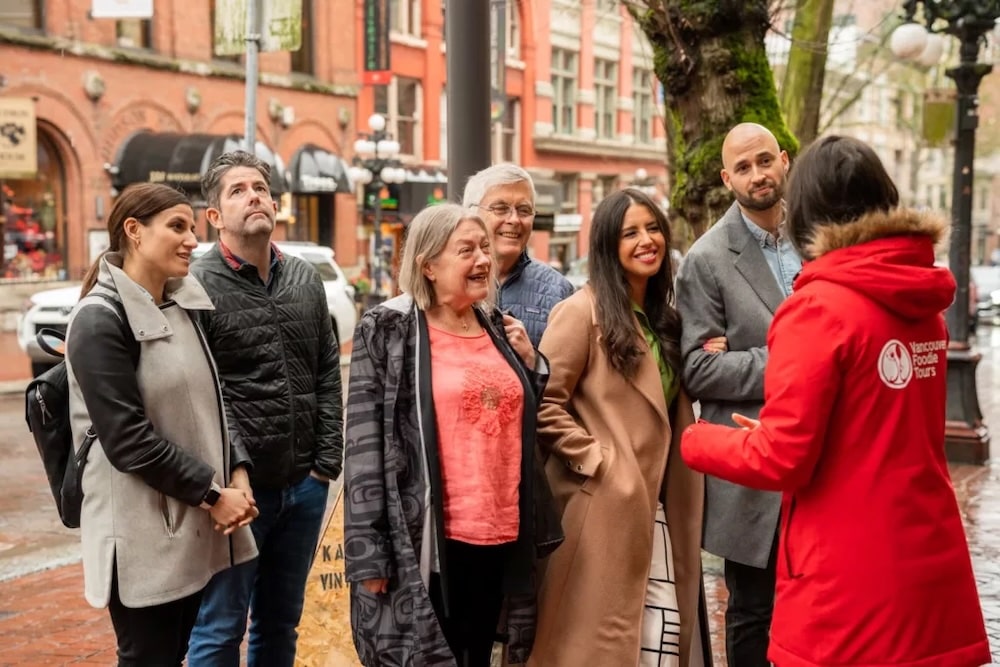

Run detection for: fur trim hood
[[803, 208, 949, 259], [794, 208, 956, 322]]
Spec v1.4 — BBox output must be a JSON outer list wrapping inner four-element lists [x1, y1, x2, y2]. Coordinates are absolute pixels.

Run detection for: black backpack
[[24, 293, 138, 529]]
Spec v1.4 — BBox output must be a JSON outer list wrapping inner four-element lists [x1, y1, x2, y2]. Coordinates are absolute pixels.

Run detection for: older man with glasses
[[463, 163, 574, 347]]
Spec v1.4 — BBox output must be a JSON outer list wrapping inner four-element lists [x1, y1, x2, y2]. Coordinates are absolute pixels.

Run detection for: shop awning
[[111, 132, 288, 201], [289, 144, 351, 194]]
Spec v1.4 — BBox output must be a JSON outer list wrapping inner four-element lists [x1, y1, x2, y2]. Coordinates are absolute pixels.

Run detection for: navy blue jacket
[[498, 252, 575, 347]]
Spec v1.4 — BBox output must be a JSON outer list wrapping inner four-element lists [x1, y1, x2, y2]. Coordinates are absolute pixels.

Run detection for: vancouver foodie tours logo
[[877, 338, 945, 389]]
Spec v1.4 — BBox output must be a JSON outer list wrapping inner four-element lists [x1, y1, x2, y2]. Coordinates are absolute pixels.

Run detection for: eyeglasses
[[478, 203, 536, 220]]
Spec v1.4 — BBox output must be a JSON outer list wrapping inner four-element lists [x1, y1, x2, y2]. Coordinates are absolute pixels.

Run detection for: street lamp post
[[891, 0, 1000, 463], [348, 114, 407, 302]]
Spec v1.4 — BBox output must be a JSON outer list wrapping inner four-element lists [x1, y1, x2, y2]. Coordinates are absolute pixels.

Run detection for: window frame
[[552, 48, 578, 135], [594, 58, 618, 139]]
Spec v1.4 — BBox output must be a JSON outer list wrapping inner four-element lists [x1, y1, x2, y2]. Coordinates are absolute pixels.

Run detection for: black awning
[[112, 132, 288, 201], [289, 144, 351, 194]]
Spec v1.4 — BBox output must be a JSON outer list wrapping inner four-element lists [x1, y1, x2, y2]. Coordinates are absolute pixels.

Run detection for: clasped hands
[[208, 466, 260, 535]]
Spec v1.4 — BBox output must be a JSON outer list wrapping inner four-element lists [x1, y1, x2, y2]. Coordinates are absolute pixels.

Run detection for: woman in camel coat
[[530, 188, 710, 666]]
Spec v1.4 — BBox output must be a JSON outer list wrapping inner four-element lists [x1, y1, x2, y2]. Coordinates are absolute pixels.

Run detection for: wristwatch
[[200, 482, 223, 510]]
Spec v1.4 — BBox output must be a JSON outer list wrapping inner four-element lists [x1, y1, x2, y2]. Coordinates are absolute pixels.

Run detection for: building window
[[383, 77, 421, 158], [290, 0, 314, 74], [594, 58, 618, 139], [633, 69, 654, 144], [390, 0, 420, 37], [552, 48, 577, 135], [596, 0, 618, 13], [0, 0, 43, 30], [557, 173, 578, 213], [493, 97, 520, 163], [505, 0, 520, 59], [2, 132, 67, 282], [593, 175, 618, 203], [116, 19, 152, 49]]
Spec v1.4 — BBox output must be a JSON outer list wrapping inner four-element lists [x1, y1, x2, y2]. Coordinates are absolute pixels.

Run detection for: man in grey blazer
[[675, 123, 800, 666]]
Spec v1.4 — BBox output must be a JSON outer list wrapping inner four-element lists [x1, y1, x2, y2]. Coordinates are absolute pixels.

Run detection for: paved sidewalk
[[0, 330, 997, 665], [0, 460, 997, 665]]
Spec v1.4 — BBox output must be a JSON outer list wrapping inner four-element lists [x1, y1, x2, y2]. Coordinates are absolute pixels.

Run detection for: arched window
[[1, 131, 68, 281]]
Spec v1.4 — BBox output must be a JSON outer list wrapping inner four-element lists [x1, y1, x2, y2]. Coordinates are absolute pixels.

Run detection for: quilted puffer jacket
[[190, 245, 343, 490], [498, 252, 574, 347]]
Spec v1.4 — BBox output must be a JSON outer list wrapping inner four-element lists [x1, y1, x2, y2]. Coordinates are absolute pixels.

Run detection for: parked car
[[565, 256, 588, 291], [17, 241, 357, 377], [971, 265, 1000, 329]]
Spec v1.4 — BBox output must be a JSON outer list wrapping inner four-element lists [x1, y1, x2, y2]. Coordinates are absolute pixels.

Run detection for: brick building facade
[[356, 0, 670, 273], [0, 0, 360, 285]]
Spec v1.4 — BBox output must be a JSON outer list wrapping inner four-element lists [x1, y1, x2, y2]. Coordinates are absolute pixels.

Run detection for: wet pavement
[[0, 330, 998, 665]]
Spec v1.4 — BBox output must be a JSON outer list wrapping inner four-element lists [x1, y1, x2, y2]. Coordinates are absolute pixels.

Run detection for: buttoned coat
[[529, 287, 709, 666], [674, 202, 785, 568], [66, 255, 257, 608]]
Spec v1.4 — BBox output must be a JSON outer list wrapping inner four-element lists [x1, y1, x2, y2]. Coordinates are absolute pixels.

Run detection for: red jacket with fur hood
[[681, 210, 989, 667]]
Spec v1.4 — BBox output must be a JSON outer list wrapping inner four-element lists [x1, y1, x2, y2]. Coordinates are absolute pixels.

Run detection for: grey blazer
[[675, 201, 788, 568]]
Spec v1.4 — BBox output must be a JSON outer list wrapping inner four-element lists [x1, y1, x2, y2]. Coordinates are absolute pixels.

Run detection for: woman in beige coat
[[530, 188, 710, 667], [66, 183, 258, 666]]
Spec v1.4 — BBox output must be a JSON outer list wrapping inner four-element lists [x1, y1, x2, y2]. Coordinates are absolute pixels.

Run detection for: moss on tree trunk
[[629, 0, 797, 240]]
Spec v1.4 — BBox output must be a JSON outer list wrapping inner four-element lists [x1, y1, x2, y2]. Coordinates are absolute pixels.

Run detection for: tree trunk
[[780, 0, 835, 147], [627, 0, 797, 241]]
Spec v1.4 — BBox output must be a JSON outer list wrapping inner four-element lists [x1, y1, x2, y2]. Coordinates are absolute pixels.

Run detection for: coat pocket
[[158, 493, 176, 537]]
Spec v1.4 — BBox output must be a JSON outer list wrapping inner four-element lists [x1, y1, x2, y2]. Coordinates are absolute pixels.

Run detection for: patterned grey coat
[[344, 295, 561, 666]]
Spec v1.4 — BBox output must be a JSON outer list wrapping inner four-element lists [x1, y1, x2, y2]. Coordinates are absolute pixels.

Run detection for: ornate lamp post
[[891, 0, 1000, 463], [348, 113, 407, 302]]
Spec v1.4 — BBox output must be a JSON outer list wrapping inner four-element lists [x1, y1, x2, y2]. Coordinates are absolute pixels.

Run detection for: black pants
[[429, 539, 508, 667], [724, 539, 778, 667], [108, 564, 204, 667]]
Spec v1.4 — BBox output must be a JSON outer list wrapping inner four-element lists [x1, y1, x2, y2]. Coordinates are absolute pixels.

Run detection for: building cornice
[[0, 28, 359, 97], [534, 134, 667, 161]]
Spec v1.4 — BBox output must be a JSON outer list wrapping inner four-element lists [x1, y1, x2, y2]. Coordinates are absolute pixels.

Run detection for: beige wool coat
[[528, 287, 706, 666], [66, 257, 257, 608]]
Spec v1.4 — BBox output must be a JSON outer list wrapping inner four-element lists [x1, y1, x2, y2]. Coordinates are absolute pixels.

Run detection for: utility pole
[[446, 0, 491, 200], [244, 0, 261, 151]]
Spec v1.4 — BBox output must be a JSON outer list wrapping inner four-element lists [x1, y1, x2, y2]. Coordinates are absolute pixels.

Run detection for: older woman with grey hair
[[343, 203, 563, 667]]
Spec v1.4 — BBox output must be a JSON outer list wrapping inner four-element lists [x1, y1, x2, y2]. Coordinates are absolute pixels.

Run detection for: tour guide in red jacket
[[681, 136, 989, 667]]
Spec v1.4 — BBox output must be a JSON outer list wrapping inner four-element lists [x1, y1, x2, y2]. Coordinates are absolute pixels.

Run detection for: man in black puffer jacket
[[187, 150, 343, 667]]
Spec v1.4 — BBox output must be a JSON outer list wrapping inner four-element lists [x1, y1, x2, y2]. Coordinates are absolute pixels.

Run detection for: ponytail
[[79, 249, 110, 299]]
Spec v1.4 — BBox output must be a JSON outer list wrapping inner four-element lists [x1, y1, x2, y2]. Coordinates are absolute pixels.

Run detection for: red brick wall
[[0, 0, 360, 281]]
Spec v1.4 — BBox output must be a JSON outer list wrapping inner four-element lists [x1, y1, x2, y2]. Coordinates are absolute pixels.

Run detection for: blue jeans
[[187, 474, 329, 667]]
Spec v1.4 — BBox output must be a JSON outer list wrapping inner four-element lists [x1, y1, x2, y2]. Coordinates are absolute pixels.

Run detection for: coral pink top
[[428, 325, 523, 545]]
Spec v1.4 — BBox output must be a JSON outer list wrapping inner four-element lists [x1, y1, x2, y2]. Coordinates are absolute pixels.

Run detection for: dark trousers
[[429, 539, 508, 667], [108, 565, 204, 667], [724, 539, 778, 667]]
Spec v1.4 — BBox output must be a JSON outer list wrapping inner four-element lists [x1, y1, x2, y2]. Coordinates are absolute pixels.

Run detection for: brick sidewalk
[[1, 463, 996, 665]]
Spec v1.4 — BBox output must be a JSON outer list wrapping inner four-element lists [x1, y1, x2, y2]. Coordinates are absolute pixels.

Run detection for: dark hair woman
[[530, 188, 710, 666], [681, 135, 991, 666], [67, 182, 258, 666]]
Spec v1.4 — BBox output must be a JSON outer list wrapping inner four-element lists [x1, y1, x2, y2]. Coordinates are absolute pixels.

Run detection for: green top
[[633, 304, 679, 409]]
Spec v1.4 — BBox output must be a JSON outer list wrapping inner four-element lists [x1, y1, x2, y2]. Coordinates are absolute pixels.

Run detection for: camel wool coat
[[529, 287, 708, 666]]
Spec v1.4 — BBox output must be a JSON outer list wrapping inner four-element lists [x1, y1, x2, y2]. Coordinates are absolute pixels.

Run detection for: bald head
[[722, 123, 781, 170], [720, 123, 789, 217]]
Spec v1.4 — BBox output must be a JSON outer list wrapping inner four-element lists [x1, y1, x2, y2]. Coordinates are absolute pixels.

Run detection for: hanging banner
[[214, 0, 302, 55], [296, 488, 361, 666], [91, 0, 153, 18], [362, 0, 391, 85], [490, 0, 507, 121], [0, 98, 38, 179]]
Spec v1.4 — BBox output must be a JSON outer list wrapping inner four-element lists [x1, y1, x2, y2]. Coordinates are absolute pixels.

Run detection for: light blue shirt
[[742, 213, 802, 297]]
